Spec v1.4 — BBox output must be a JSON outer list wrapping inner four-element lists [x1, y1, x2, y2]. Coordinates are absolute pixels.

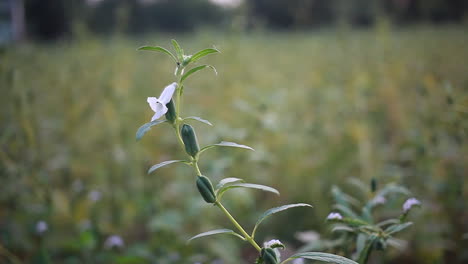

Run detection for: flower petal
[[151, 103, 168, 121], [159, 82, 177, 104], [147, 97, 159, 112]]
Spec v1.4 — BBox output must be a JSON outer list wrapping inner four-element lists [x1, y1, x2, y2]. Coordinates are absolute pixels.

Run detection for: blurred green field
[[1, 26, 468, 263]]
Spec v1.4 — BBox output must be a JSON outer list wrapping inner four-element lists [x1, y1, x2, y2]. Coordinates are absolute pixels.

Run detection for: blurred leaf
[[253, 203, 312, 238], [376, 219, 400, 227], [189, 48, 220, 63], [218, 183, 279, 201], [148, 160, 190, 174], [216, 177, 245, 189], [187, 229, 244, 242], [385, 222, 413, 235], [138, 46, 177, 62], [358, 235, 379, 264], [171, 39, 184, 61], [136, 120, 167, 141], [180, 65, 217, 83], [184, 116, 213, 126], [333, 204, 359, 219], [376, 184, 411, 198], [199, 141, 254, 155], [282, 252, 358, 264]]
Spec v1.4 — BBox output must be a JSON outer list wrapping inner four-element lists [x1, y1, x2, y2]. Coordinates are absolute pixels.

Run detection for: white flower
[[147, 82, 177, 121], [36, 221, 48, 234], [326, 212, 343, 220], [104, 235, 124, 249], [88, 190, 102, 202], [403, 198, 421, 213], [372, 195, 386, 206]]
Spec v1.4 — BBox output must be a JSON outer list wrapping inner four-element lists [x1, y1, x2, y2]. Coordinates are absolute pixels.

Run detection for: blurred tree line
[[10, 0, 468, 39]]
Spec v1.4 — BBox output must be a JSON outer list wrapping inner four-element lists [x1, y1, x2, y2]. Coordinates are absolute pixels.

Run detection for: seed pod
[[165, 99, 176, 124], [261, 248, 278, 264], [370, 178, 377, 193], [196, 176, 216, 203], [181, 124, 199, 157]]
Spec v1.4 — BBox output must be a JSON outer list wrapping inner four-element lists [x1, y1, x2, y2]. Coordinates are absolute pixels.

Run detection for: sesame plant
[[300, 178, 420, 264], [135, 40, 358, 264]]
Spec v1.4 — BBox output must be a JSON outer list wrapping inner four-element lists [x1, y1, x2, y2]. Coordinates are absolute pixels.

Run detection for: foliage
[[0, 27, 467, 263]]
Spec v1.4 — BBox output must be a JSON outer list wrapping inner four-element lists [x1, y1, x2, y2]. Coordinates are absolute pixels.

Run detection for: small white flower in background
[[104, 235, 124, 249], [403, 198, 421, 213], [88, 190, 102, 202], [326, 212, 343, 220], [264, 239, 284, 249], [147, 82, 177, 121], [36, 221, 48, 234], [372, 195, 386, 206], [292, 258, 305, 264]]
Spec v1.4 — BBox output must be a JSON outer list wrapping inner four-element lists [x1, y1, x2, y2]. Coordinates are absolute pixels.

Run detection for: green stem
[[171, 67, 261, 253], [215, 201, 262, 252]]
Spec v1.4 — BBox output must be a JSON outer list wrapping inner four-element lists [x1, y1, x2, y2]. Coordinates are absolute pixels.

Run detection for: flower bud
[[165, 99, 176, 124], [196, 176, 216, 203], [261, 248, 278, 264], [370, 178, 377, 193], [181, 124, 199, 157]]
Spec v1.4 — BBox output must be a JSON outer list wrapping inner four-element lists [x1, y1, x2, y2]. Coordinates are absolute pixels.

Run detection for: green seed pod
[[181, 124, 199, 157], [370, 178, 377, 193], [261, 248, 278, 264], [196, 176, 216, 203], [165, 99, 176, 124]]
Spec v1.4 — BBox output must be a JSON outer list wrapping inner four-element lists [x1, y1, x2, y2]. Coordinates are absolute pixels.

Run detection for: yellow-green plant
[[136, 40, 358, 264]]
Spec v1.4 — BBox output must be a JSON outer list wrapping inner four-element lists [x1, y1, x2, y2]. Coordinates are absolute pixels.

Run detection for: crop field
[[1, 26, 467, 263]]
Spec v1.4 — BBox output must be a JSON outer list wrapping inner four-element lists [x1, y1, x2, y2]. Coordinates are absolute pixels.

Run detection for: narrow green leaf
[[357, 235, 378, 264], [216, 177, 245, 189], [376, 184, 411, 198], [171, 39, 184, 61], [181, 65, 217, 83], [376, 219, 400, 227], [184, 116, 213, 126], [136, 120, 167, 141], [333, 204, 359, 219], [148, 160, 189, 174], [189, 48, 220, 63], [253, 203, 312, 238], [331, 225, 355, 233], [218, 183, 279, 201], [385, 222, 413, 235], [138, 46, 177, 63], [199, 141, 254, 155], [187, 229, 244, 243], [282, 252, 358, 264]]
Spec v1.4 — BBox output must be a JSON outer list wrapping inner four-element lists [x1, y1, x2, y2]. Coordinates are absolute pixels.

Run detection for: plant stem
[[215, 201, 262, 252], [171, 68, 261, 253]]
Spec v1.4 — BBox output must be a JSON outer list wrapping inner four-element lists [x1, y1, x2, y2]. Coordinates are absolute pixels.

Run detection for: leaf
[[189, 48, 220, 63], [187, 229, 244, 243], [357, 235, 379, 264], [376, 184, 411, 198], [385, 222, 413, 235], [148, 160, 189, 174], [171, 39, 184, 61], [199, 141, 254, 154], [138, 46, 177, 63], [252, 203, 312, 238], [282, 252, 358, 264], [218, 183, 279, 201], [181, 65, 217, 83], [184, 116, 213, 126], [331, 225, 355, 233], [333, 204, 359, 219], [136, 120, 167, 141], [216, 177, 245, 189], [376, 219, 400, 227]]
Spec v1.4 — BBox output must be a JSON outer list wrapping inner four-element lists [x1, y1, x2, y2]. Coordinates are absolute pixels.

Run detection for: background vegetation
[[2, 25, 467, 263], [1, 0, 468, 263]]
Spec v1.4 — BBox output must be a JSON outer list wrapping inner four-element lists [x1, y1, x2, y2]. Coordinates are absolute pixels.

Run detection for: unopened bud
[[196, 176, 216, 203], [261, 248, 278, 264], [165, 99, 176, 124], [181, 124, 199, 157]]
